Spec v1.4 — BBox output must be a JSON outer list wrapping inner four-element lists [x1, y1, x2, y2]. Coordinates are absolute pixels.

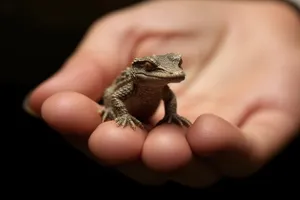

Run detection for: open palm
[[25, 0, 300, 187]]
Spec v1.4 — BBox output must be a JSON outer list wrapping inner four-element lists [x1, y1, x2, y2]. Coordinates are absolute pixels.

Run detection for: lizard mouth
[[136, 73, 185, 82]]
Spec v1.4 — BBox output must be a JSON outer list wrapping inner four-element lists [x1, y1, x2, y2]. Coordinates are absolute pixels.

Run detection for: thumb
[[23, 7, 142, 116]]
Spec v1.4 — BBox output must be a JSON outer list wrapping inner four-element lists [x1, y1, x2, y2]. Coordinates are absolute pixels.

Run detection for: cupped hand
[[24, 0, 300, 187]]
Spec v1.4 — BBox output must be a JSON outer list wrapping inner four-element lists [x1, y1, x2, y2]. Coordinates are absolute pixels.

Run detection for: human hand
[[24, 0, 300, 187]]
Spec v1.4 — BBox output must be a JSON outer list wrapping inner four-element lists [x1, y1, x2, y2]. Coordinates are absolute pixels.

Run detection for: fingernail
[[22, 91, 40, 118]]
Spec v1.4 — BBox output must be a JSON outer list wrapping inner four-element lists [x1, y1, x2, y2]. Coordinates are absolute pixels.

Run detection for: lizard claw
[[100, 107, 116, 122], [115, 114, 144, 130], [156, 114, 192, 128]]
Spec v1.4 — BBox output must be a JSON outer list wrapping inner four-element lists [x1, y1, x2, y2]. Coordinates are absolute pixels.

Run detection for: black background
[[3, 0, 300, 194]]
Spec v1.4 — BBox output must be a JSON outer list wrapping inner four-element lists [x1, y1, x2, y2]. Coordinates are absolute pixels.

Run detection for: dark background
[[3, 0, 300, 194]]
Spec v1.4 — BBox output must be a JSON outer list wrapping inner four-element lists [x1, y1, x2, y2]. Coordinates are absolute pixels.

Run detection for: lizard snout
[[170, 71, 185, 76]]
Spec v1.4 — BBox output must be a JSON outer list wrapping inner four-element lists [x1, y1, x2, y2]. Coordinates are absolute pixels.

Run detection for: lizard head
[[131, 53, 186, 85]]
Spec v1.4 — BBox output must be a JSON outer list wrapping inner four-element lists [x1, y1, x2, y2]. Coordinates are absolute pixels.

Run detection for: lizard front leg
[[156, 85, 191, 127], [101, 87, 117, 122], [111, 83, 144, 130]]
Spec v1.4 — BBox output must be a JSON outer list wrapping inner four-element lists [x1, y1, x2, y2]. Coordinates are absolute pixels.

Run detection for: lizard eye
[[142, 61, 156, 71]]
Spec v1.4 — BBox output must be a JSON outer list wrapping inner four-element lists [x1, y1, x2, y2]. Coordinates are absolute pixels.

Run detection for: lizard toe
[[100, 107, 116, 122], [101, 111, 109, 122], [174, 115, 192, 128], [181, 117, 192, 127], [115, 114, 143, 130], [156, 114, 192, 128]]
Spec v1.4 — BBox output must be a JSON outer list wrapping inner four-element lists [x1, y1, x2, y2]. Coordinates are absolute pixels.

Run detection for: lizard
[[100, 52, 191, 130]]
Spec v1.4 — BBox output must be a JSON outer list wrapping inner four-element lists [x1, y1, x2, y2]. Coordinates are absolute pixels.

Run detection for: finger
[[41, 90, 158, 183], [141, 124, 192, 172], [88, 121, 147, 165], [240, 109, 299, 169], [187, 111, 299, 177], [187, 114, 251, 177], [26, 10, 140, 116], [41, 91, 103, 160], [41, 91, 101, 136]]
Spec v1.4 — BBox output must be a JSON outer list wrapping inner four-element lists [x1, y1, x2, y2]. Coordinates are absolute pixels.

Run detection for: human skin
[[24, 0, 300, 187]]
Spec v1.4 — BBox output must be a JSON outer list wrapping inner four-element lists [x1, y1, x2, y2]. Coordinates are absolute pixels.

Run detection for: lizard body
[[100, 52, 191, 129]]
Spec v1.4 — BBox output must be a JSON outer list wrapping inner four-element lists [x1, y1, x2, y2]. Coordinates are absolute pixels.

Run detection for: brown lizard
[[100, 52, 191, 130]]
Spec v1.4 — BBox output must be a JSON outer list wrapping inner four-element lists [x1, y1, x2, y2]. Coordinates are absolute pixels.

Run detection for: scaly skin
[[100, 53, 191, 130]]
